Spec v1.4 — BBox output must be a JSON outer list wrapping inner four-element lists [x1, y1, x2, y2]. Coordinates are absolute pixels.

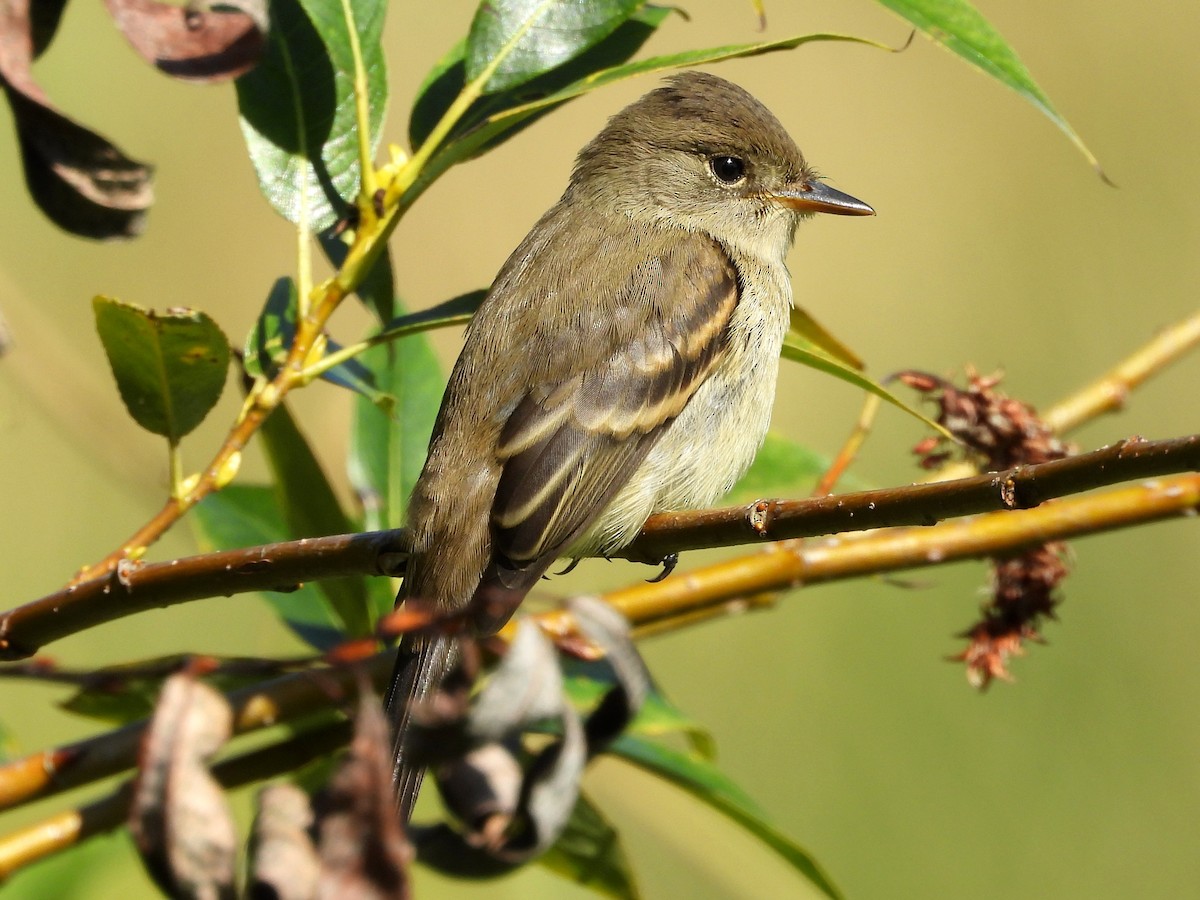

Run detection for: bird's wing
[[482, 230, 740, 599]]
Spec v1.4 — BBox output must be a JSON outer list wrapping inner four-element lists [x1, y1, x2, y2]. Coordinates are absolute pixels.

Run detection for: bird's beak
[[768, 180, 874, 216]]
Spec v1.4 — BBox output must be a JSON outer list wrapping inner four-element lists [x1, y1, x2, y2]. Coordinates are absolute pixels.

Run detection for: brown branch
[[620, 434, 1199, 565], [0, 656, 389, 814], [531, 472, 1200, 641], [0, 531, 409, 660], [2, 471, 1196, 821], [2, 435, 1195, 661], [0, 719, 352, 881]]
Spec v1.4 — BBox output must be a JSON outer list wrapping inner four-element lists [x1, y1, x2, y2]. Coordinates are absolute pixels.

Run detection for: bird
[[385, 70, 873, 821]]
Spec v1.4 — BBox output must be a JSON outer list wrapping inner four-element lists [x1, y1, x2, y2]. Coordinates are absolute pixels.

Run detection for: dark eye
[[709, 155, 746, 184]]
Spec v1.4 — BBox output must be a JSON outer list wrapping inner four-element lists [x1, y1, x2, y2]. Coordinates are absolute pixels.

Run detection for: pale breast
[[572, 251, 792, 557]]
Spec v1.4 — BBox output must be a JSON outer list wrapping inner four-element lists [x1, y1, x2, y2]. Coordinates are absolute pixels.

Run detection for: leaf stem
[[167, 442, 183, 500]]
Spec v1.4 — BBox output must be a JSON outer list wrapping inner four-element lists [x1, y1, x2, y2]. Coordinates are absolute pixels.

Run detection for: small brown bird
[[386, 70, 873, 819]]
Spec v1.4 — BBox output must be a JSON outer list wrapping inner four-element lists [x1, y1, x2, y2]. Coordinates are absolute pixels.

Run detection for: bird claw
[[646, 553, 678, 583], [554, 558, 582, 576]]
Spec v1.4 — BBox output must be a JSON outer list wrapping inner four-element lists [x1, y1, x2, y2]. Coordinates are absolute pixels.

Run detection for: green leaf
[[411, 7, 671, 157], [789, 306, 863, 372], [724, 433, 830, 504], [781, 329, 953, 440], [612, 735, 843, 900], [243, 277, 389, 406], [92, 296, 230, 443], [562, 665, 715, 759], [244, 277, 297, 381], [348, 308, 446, 619], [540, 793, 642, 899], [876, 0, 1104, 176], [375, 289, 485, 341], [410, 31, 892, 202], [259, 401, 373, 636], [192, 485, 344, 651], [466, 0, 644, 93], [235, 0, 387, 229]]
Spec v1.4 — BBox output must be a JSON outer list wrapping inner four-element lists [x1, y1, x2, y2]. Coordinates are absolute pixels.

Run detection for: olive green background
[[1, 1, 1198, 898]]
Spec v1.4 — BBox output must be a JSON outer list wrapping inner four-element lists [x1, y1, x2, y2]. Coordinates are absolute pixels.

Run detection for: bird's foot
[[646, 552, 678, 583]]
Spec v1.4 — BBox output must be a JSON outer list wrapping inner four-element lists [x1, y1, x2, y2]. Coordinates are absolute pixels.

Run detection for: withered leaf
[[0, 0, 153, 238], [250, 782, 321, 900], [129, 673, 237, 900], [103, 0, 267, 82], [313, 688, 413, 900]]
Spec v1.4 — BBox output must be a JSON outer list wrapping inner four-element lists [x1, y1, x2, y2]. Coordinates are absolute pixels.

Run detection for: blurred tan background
[[2, 1, 1198, 898]]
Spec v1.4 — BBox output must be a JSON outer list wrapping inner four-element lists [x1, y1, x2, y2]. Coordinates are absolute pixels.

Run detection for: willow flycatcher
[[386, 70, 873, 819]]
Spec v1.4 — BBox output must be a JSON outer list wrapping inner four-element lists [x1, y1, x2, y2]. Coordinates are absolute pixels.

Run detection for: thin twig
[[1043, 309, 1200, 434], [813, 393, 880, 496]]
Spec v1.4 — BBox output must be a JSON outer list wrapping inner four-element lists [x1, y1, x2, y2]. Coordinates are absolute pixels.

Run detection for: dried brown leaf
[[130, 673, 237, 900], [0, 0, 153, 238], [314, 689, 412, 900], [251, 782, 321, 900], [103, 0, 267, 83]]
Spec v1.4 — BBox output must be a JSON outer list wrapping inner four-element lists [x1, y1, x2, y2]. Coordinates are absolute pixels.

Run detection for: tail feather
[[384, 632, 458, 822]]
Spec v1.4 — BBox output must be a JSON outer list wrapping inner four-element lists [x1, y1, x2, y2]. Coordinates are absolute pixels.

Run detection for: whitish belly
[[572, 281, 788, 558]]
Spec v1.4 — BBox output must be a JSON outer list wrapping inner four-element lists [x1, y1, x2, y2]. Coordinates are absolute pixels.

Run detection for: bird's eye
[[709, 155, 746, 184]]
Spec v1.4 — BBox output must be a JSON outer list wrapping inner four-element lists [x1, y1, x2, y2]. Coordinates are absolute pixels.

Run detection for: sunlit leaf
[[466, 0, 643, 93], [789, 306, 863, 372], [612, 735, 842, 899], [411, 6, 671, 157], [409, 32, 891, 202], [876, 0, 1105, 176], [235, 0, 387, 228], [92, 296, 229, 442], [781, 330, 952, 439]]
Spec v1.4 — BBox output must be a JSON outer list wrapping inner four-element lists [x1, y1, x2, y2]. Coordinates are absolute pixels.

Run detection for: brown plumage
[[386, 71, 873, 820]]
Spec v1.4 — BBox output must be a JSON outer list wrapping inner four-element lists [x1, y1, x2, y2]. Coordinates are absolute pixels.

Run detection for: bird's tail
[[384, 630, 458, 822]]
